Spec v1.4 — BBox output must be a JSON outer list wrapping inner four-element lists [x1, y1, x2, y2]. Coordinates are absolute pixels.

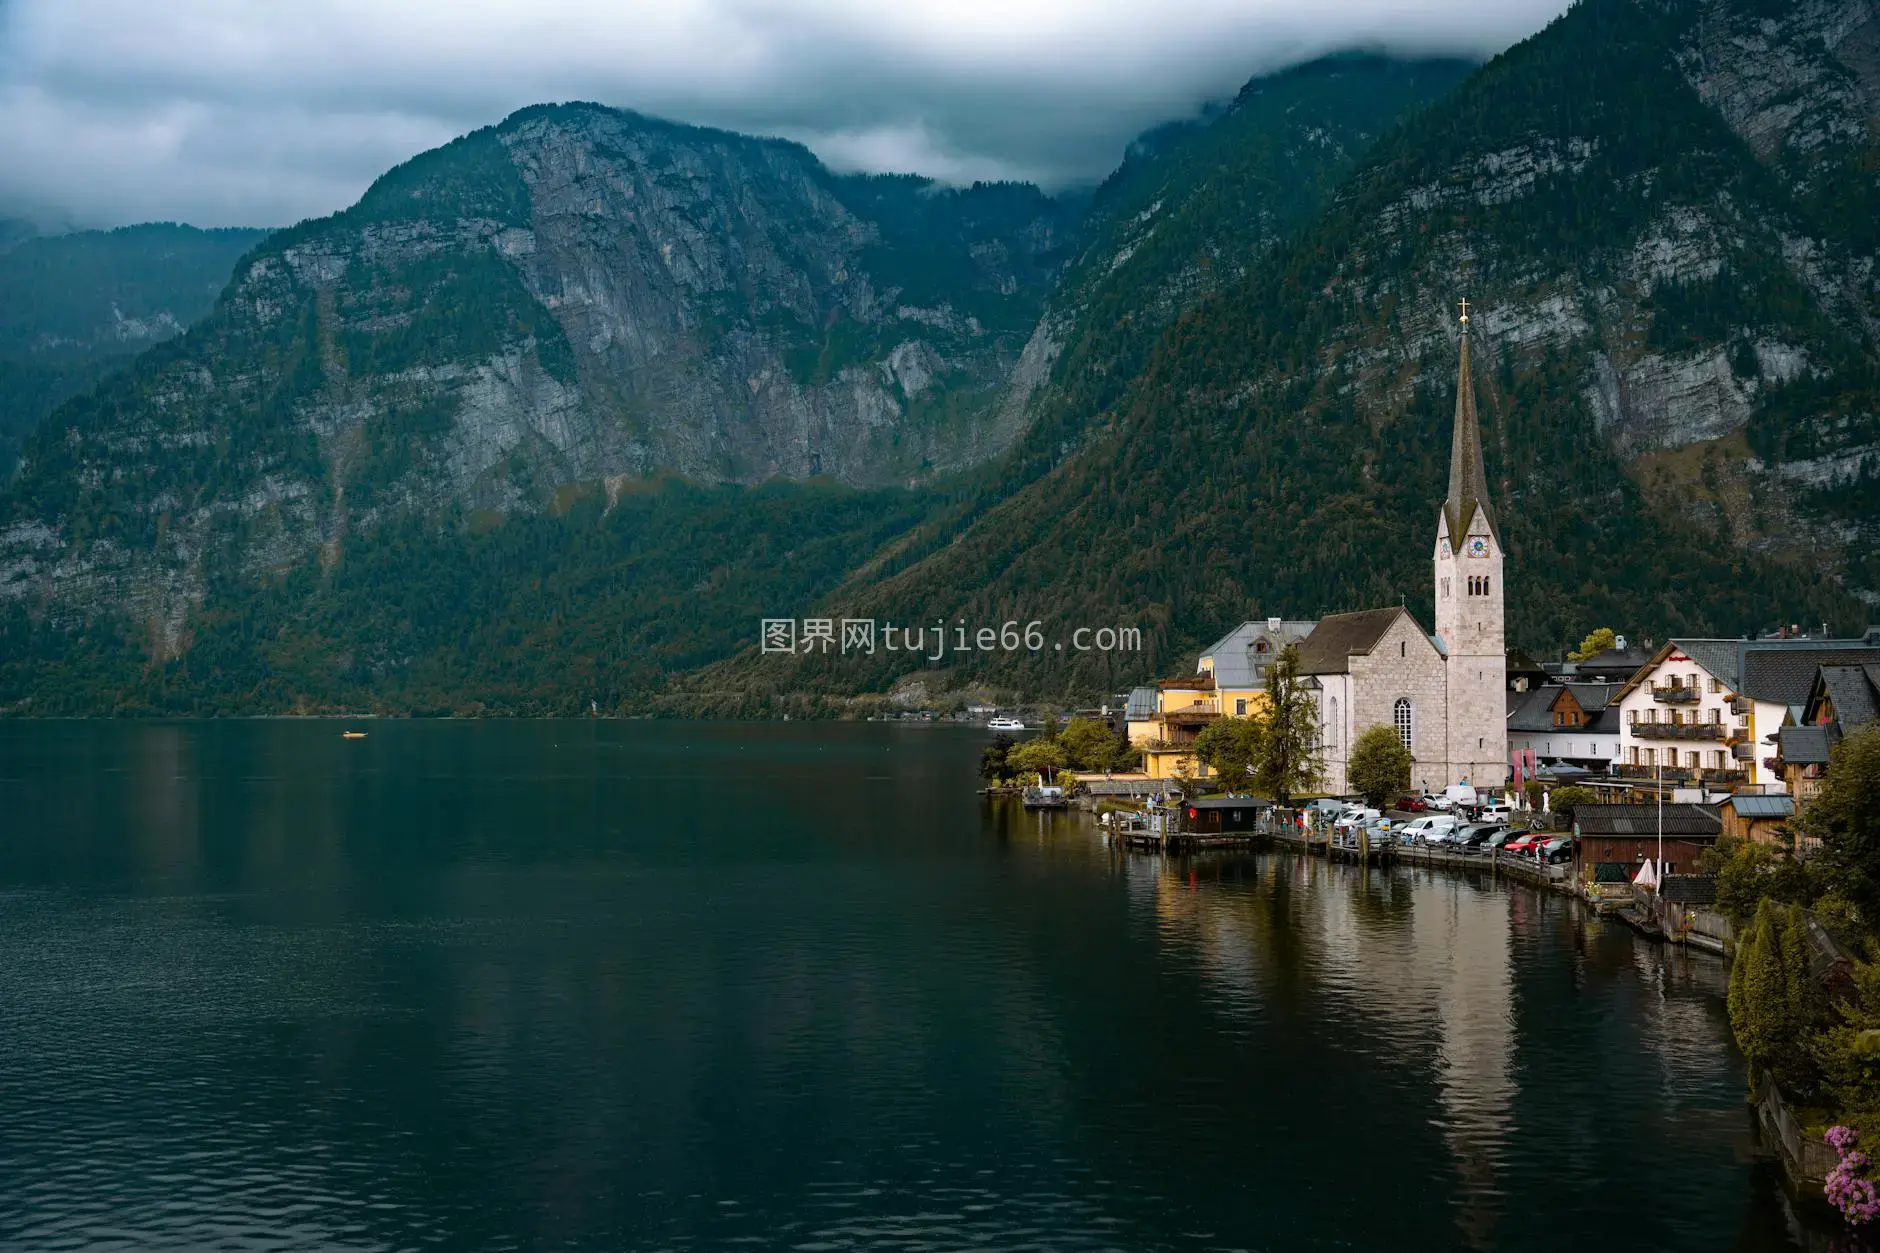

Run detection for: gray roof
[[1817, 663, 1880, 729], [1565, 682, 1621, 712], [1722, 795, 1796, 819], [1574, 804, 1723, 837], [1570, 646, 1658, 679], [1667, 637, 1880, 696], [1507, 685, 1558, 732], [1661, 874, 1719, 905], [1779, 724, 1840, 766], [1670, 640, 1746, 688], [1296, 607, 1416, 676], [1187, 795, 1273, 809], [1743, 648, 1880, 706], [1125, 686, 1157, 721], [1197, 619, 1317, 688]]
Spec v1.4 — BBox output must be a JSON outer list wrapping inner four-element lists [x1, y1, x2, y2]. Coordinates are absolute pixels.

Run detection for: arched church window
[[1330, 698, 1339, 748], [1483, 577, 1490, 596], [1394, 698, 1413, 751]]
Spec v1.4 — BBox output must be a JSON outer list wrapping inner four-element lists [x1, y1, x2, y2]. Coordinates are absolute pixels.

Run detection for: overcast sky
[[0, 0, 1571, 230]]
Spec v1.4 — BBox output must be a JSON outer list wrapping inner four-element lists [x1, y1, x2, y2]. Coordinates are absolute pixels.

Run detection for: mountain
[[5, 5, 1878, 718], [0, 223, 270, 473], [0, 103, 1082, 711], [0, 55, 1467, 714], [684, 0, 1880, 712]]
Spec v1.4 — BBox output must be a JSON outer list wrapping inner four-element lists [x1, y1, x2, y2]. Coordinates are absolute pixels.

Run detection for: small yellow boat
[[341, 730, 368, 739]]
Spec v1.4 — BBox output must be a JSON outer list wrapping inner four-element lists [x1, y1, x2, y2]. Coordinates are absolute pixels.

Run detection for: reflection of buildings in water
[[1144, 856, 1516, 1250], [1629, 944, 1736, 1104]]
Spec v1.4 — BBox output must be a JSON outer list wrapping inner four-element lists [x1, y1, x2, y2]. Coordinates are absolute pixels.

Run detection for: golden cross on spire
[[1458, 297, 1471, 325]]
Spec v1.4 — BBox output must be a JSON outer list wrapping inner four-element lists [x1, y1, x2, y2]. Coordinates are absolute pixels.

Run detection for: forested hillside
[[0, 223, 268, 472], [686, 0, 1880, 713]]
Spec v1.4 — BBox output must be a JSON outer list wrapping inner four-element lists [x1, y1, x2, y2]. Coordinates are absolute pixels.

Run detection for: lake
[[0, 720, 1843, 1250]]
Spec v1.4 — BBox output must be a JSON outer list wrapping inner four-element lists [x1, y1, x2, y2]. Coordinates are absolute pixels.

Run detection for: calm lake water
[[0, 720, 1847, 1251]]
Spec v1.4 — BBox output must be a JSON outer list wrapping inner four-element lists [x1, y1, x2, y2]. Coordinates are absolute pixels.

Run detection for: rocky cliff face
[[0, 105, 1075, 651]]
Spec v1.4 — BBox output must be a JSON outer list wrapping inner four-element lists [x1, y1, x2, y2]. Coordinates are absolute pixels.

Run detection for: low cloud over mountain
[[0, 0, 1567, 227]]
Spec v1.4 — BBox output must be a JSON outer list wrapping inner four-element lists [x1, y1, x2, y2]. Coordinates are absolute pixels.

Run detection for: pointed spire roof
[[1442, 300, 1497, 550]]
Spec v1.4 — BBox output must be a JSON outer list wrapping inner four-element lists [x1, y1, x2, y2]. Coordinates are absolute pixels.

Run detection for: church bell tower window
[[1394, 698, 1413, 751]]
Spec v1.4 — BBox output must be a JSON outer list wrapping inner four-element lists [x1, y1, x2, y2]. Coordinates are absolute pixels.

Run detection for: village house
[[1714, 794, 1801, 849], [1775, 660, 1880, 803], [1572, 803, 1723, 882], [1506, 681, 1623, 773], [1606, 638, 1880, 795]]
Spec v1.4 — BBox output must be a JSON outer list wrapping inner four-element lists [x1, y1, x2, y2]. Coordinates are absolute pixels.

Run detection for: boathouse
[[1183, 795, 1272, 834]]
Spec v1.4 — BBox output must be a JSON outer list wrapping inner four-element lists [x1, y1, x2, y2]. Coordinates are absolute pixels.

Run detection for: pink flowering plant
[[1826, 1126, 1880, 1225]]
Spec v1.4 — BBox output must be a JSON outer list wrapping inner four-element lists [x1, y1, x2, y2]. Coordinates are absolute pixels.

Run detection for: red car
[[1395, 796, 1428, 813], [1503, 834, 1549, 856]]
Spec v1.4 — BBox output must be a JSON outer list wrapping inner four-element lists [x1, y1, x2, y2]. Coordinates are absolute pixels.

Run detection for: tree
[[1254, 643, 1322, 806], [1194, 716, 1266, 793], [1549, 785, 1598, 813], [979, 733, 1015, 782], [1804, 725, 1880, 926], [1701, 835, 1816, 924], [1728, 900, 1822, 1094], [1008, 738, 1068, 784], [1348, 723, 1413, 809], [1061, 717, 1128, 772], [1568, 627, 1618, 661]]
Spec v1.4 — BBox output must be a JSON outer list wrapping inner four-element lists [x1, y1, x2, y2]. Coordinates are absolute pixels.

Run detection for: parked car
[[1455, 824, 1504, 853], [1474, 799, 1514, 823], [1308, 798, 1349, 818], [1504, 834, 1551, 857], [1542, 837, 1575, 864], [1333, 807, 1381, 832], [1483, 829, 1520, 854], [1398, 815, 1459, 843], [1422, 793, 1454, 811], [1394, 795, 1428, 813]]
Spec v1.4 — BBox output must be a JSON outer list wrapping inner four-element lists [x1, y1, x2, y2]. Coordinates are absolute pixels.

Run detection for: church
[[1130, 302, 1509, 796]]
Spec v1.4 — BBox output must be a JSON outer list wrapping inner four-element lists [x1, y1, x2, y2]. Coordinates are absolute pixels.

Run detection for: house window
[[1235, 698, 1247, 716], [1255, 641, 1270, 654], [1688, 751, 1701, 769], [1394, 698, 1413, 752], [1709, 676, 1720, 693], [1709, 708, 1721, 724], [1628, 709, 1637, 724], [1643, 748, 1656, 767], [1630, 747, 1640, 765], [1711, 751, 1725, 769]]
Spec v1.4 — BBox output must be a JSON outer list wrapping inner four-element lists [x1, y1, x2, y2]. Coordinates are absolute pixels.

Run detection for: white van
[[1400, 814, 1459, 843], [1443, 783, 1479, 810]]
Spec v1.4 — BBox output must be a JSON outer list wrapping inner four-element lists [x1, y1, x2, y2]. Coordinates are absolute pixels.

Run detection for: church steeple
[[1441, 299, 1496, 551]]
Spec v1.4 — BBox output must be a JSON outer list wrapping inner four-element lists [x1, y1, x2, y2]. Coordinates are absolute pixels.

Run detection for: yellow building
[[1125, 618, 1317, 780]]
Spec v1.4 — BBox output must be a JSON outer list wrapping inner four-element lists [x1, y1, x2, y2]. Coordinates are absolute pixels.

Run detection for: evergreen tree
[[1254, 644, 1322, 806]]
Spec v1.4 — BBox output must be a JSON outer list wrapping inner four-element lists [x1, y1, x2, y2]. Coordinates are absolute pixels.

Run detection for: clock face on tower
[[1467, 536, 1490, 558]]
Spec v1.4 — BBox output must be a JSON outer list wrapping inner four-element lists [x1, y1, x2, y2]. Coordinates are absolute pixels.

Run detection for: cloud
[[0, 0, 1571, 229]]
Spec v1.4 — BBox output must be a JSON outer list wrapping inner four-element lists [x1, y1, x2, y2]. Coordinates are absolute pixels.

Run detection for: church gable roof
[[1441, 313, 1498, 551], [1295, 607, 1422, 675]]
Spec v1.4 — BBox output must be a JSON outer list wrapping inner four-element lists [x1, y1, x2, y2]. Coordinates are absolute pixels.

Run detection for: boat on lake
[[986, 717, 1026, 731], [341, 731, 368, 739]]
